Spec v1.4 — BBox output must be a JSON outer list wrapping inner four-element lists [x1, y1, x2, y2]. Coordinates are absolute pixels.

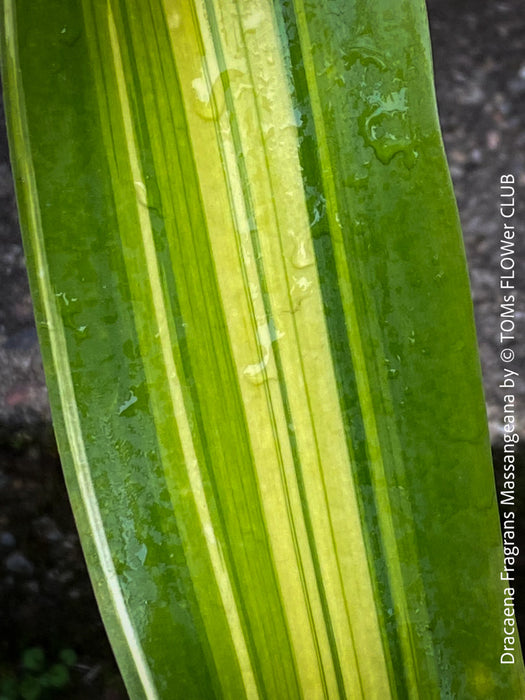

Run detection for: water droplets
[[136, 543, 148, 565], [243, 9, 264, 32], [343, 45, 418, 169], [290, 275, 313, 311], [360, 87, 416, 166], [292, 240, 315, 269], [243, 319, 283, 385], [192, 67, 246, 121], [306, 187, 326, 229], [243, 359, 272, 385], [384, 356, 401, 379], [203, 523, 217, 547], [292, 275, 312, 295], [192, 73, 225, 121], [55, 291, 85, 333], [118, 390, 138, 415], [57, 18, 81, 47], [343, 46, 386, 72], [55, 291, 77, 306], [167, 10, 181, 32], [133, 179, 164, 220], [134, 180, 148, 207]]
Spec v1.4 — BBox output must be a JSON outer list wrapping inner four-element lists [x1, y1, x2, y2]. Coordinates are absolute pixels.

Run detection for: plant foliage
[[2, 0, 524, 697]]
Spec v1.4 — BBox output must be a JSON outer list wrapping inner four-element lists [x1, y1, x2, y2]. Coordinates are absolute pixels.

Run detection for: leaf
[[21, 649, 45, 674], [2, 0, 524, 698], [58, 650, 78, 668], [42, 665, 70, 690]]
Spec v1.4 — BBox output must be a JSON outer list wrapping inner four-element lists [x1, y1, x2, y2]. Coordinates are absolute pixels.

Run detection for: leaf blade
[[2, 0, 524, 698]]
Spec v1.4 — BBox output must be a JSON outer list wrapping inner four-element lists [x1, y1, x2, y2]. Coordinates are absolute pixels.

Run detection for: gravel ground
[[0, 0, 524, 697], [429, 0, 525, 440]]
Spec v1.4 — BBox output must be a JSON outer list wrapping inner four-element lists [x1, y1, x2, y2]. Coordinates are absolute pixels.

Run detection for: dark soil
[[0, 0, 524, 697], [0, 428, 127, 699]]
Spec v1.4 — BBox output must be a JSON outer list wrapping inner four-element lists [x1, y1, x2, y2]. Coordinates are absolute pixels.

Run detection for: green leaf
[[2, 0, 524, 698], [58, 650, 77, 668], [42, 665, 70, 690], [21, 649, 45, 674], [0, 675, 17, 700], [18, 677, 41, 700]]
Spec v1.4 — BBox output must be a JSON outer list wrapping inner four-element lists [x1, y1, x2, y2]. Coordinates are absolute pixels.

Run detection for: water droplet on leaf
[[119, 390, 138, 415], [134, 181, 148, 207], [167, 10, 181, 31], [292, 240, 315, 269]]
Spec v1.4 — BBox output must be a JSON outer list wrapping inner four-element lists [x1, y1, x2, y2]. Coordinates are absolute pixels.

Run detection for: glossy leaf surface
[[2, 0, 524, 697]]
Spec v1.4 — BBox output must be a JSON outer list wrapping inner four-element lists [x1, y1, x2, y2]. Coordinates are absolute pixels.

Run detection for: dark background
[[0, 0, 524, 697]]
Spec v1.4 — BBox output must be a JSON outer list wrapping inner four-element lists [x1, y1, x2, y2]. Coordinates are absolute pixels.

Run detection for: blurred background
[[0, 0, 524, 697]]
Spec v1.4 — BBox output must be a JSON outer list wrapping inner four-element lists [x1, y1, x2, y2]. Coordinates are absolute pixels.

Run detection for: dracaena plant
[[2, 0, 524, 697]]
